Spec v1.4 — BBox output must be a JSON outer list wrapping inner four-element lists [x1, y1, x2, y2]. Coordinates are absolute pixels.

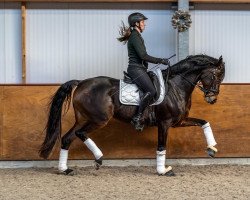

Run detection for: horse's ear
[[217, 56, 223, 65]]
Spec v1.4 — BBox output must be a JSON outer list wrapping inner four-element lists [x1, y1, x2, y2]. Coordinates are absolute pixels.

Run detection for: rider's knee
[[151, 90, 156, 99], [147, 88, 156, 99], [144, 91, 155, 102]]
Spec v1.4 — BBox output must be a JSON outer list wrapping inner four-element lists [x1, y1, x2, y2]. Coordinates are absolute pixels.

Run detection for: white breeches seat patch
[[119, 67, 165, 106]]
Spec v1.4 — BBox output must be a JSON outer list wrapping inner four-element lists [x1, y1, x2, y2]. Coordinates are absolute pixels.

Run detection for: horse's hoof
[[58, 168, 75, 176], [165, 170, 176, 177], [207, 148, 216, 158], [158, 170, 176, 177], [94, 158, 103, 170]]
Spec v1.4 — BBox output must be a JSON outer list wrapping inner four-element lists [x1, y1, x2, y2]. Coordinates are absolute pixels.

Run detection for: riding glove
[[161, 58, 170, 66]]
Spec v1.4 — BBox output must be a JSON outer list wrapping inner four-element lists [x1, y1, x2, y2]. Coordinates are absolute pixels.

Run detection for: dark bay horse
[[39, 55, 225, 176]]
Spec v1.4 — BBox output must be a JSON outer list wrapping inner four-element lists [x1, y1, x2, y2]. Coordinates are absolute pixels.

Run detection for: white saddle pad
[[119, 67, 165, 106]]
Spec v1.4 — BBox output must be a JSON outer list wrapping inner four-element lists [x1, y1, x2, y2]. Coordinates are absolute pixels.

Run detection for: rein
[[177, 68, 219, 96], [168, 55, 222, 96], [178, 73, 209, 95]]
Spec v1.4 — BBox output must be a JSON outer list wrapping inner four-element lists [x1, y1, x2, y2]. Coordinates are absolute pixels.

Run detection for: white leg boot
[[202, 122, 218, 157], [156, 150, 174, 176]]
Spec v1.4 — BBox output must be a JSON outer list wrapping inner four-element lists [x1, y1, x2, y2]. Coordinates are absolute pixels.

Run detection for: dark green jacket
[[127, 29, 162, 68]]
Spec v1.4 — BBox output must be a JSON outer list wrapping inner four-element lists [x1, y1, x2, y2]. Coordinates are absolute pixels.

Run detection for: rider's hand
[[161, 58, 170, 66]]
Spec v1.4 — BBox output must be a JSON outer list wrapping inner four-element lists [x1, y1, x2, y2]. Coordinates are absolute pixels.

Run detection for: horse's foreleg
[[157, 121, 175, 176], [178, 117, 217, 157]]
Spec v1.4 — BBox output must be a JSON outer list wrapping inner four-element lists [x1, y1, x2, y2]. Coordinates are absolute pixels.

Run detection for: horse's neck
[[169, 69, 201, 101], [166, 55, 217, 100]]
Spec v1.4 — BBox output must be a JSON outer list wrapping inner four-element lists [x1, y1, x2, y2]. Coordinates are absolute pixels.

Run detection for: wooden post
[[178, 0, 189, 61], [21, 2, 26, 84]]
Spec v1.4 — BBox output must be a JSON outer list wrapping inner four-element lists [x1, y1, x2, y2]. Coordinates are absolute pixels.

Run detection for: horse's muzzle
[[205, 93, 217, 104]]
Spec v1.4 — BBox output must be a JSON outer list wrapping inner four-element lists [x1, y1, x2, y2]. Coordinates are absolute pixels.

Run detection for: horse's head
[[165, 54, 225, 104], [199, 56, 225, 104]]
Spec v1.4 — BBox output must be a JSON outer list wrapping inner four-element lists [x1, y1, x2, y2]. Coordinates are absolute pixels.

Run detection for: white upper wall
[[190, 9, 250, 83], [1, 3, 250, 83], [0, 3, 22, 84], [26, 3, 176, 83]]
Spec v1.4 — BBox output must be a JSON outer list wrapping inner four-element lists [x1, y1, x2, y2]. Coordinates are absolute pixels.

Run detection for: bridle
[[200, 70, 220, 96], [178, 67, 220, 96]]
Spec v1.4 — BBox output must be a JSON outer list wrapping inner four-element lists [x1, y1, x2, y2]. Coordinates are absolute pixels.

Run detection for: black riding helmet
[[128, 12, 148, 27]]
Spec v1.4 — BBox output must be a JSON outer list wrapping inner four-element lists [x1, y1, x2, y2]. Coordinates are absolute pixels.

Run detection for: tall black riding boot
[[131, 92, 152, 131]]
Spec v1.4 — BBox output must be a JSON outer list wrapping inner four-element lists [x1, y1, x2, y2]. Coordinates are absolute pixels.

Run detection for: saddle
[[123, 71, 161, 101], [119, 67, 166, 106]]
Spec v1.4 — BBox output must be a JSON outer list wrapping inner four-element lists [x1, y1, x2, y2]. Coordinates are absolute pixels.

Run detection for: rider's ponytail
[[117, 21, 131, 44]]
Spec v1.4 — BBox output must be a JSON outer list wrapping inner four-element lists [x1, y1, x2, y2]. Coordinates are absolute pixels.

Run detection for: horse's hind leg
[[58, 123, 81, 175], [58, 120, 105, 174], [72, 83, 114, 169], [75, 121, 108, 170]]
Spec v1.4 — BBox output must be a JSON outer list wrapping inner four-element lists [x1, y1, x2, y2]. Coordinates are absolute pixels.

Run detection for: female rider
[[118, 12, 170, 131]]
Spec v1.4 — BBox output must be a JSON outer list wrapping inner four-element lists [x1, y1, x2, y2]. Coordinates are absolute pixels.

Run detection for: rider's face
[[139, 20, 146, 32]]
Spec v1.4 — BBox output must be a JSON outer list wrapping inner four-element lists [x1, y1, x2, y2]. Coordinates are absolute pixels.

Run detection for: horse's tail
[[39, 80, 80, 159]]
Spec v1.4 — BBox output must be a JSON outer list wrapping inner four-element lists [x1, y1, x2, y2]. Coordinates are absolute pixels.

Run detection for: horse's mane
[[167, 54, 218, 76]]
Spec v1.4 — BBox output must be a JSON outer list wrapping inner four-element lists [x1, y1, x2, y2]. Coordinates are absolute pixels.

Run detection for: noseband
[[200, 70, 220, 95], [179, 70, 219, 96]]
